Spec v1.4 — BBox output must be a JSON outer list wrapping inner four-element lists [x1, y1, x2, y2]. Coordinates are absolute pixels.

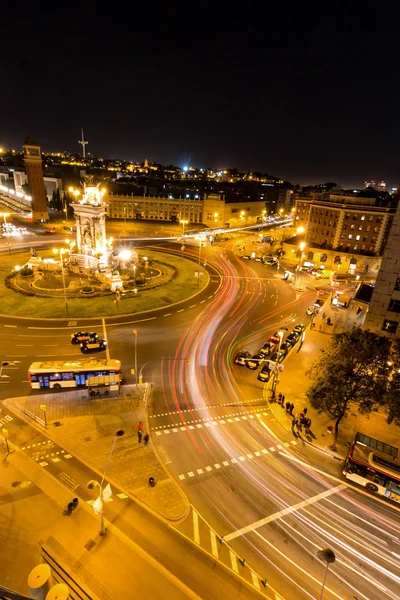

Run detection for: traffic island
[[0, 248, 210, 318], [4, 384, 189, 522]]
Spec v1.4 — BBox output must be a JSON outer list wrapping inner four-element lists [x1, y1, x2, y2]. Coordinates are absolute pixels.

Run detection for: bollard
[[219, 536, 225, 545], [72, 498, 79, 510], [28, 564, 53, 600], [148, 477, 155, 487], [66, 502, 74, 514], [261, 578, 268, 588], [239, 558, 246, 567]]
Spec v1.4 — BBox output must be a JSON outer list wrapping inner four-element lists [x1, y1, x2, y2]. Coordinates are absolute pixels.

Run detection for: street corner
[[133, 477, 189, 522]]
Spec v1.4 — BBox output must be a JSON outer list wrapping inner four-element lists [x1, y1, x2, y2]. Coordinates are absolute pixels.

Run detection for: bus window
[[75, 373, 86, 386]]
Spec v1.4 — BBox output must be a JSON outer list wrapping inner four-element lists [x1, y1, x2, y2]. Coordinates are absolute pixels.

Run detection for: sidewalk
[[4, 384, 188, 522], [267, 298, 400, 457]]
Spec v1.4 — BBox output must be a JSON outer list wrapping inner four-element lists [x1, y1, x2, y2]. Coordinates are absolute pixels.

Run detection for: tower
[[23, 136, 49, 221], [78, 127, 88, 158]]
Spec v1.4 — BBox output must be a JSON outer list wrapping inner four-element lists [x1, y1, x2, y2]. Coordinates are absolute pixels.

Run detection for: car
[[306, 306, 315, 316], [234, 351, 252, 366], [287, 331, 300, 345], [253, 256, 264, 262], [257, 364, 271, 382], [315, 298, 324, 309], [240, 255, 252, 260], [80, 338, 107, 353], [293, 323, 306, 334], [45, 228, 55, 234], [268, 333, 281, 346], [265, 258, 277, 266], [71, 331, 99, 345], [269, 350, 284, 363], [280, 340, 293, 356], [260, 342, 273, 356], [246, 353, 264, 369]]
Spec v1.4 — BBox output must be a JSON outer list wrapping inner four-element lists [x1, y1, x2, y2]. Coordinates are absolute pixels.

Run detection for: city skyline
[[1, 3, 400, 189]]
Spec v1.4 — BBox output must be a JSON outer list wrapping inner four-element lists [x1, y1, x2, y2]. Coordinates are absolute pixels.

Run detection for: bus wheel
[[53, 383, 61, 389], [366, 483, 378, 493]]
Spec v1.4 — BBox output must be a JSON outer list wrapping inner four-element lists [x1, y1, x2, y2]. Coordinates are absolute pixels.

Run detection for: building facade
[[23, 136, 49, 220], [295, 196, 395, 256], [364, 202, 400, 337], [105, 192, 266, 227]]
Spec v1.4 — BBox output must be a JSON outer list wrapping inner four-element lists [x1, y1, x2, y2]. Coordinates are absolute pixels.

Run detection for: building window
[[353, 215, 358, 220], [373, 227, 379, 233], [358, 226, 362, 231], [369, 216, 373, 221], [361, 215, 365, 220], [371, 237, 376, 243], [382, 320, 399, 334], [350, 224, 355, 230], [356, 235, 360, 240], [363, 236, 368, 242], [353, 245, 358, 250], [388, 299, 400, 313], [320, 254, 327, 262], [348, 234, 353, 240], [343, 224, 347, 230], [395, 278, 400, 292], [376, 217, 382, 223], [340, 234, 345, 239]]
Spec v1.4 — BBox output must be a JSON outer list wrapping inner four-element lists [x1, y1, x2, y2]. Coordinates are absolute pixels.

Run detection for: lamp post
[[296, 241, 306, 284], [180, 219, 188, 258], [271, 331, 284, 398], [317, 548, 336, 600], [88, 429, 125, 536], [132, 329, 138, 387], [53, 248, 69, 317]]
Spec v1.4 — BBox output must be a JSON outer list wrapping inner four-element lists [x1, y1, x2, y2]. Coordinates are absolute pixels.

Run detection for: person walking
[[144, 433, 149, 446], [290, 403, 294, 415], [282, 394, 286, 406], [303, 407, 308, 415], [138, 430, 142, 443], [285, 401, 290, 412], [138, 421, 143, 433], [278, 393, 282, 405]]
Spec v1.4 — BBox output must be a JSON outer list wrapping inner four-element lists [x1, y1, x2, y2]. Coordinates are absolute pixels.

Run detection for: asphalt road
[[1, 230, 400, 600]]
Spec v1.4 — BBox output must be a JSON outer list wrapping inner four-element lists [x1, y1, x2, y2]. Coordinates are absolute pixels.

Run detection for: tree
[[306, 329, 395, 449]]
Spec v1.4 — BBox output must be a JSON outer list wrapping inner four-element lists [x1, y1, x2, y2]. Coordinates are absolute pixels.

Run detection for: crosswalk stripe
[[230, 550, 239, 574], [193, 509, 200, 545], [210, 530, 219, 558], [251, 571, 261, 589]]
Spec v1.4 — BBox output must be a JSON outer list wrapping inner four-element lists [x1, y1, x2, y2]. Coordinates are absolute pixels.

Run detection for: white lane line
[[230, 551, 239, 574], [116, 493, 128, 499], [224, 484, 347, 542], [205, 466, 212, 472], [197, 469, 204, 475], [51, 458, 61, 463], [5, 355, 26, 357], [214, 463, 221, 469], [42, 344, 58, 347], [177, 309, 184, 313], [16, 345, 33, 347], [251, 571, 261, 590], [164, 313, 172, 317], [290, 440, 297, 445], [223, 461, 229, 466], [210, 531, 219, 558], [4, 325, 17, 328], [269, 447, 276, 452], [189, 305, 196, 308], [193, 509, 200, 545], [200, 300, 205, 303], [179, 474, 185, 481], [39, 462, 48, 467], [188, 471, 194, 478]]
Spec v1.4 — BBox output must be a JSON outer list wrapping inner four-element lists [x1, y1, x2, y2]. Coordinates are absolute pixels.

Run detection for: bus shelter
[[86, 374, 120, 399]]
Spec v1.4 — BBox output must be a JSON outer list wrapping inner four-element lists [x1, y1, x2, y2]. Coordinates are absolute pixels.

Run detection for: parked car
[[234, 351, 252, 366], [71, 331, 99, 344], [260, 342, 273, 356], [293, 323, 306, 334], [280, 340, 293, 356], [253, 256, 264, 262], [306, 306, 315, 316], [287, 331, 300, 345], [265, 258, 277, 266], [267, 333, 281, 346], [246, 353, 264, 369], [257, 364, 271, 382], [80, 338, 107, 353], [269, 350, 284, 363], [241, 255, 252, 260]]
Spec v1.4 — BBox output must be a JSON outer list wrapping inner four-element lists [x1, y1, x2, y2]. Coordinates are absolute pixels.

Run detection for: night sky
[[1, 1, 399, 188]]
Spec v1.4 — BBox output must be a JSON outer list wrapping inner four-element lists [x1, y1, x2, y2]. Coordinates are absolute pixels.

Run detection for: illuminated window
[[356, 235, 360, 240], [382, 319, 398, 334], [361, 215, 365, 220], [348, 234, 353, 240]]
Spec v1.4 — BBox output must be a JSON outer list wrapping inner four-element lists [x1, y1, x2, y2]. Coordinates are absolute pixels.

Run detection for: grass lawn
[[0, 248, 209, 318]]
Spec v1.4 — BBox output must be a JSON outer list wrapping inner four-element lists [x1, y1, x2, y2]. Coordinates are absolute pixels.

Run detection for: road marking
[[4, 325, 17, 328], [188, 471, 194, 478], [290, 440, 297, 445], [189, 305, 196, 308], [224, 484, 347, 542], [116, 493, 129, 499], [223, 461, 229, 466], [200, 300, 205, 303], [164, 313, 172, 317], [230, 551, 239, 574], [254, 451, 261, 457], [179, 474, 185, 481], [239, 456, 245, 462], [42, 344, 58, 347], [52, 458, 61, 463], [214, 463, 221, 469], [193, 509, 200, 544], [177, 309, 184, 313], [262, 449, 268, 454], [205, 466, 212, 472], [269, 447, 276, 452], [16, 344, 33, 347], [251, 571, 261, 590], [39, 462, 48, 467], [210, 531, 219, 558], [197, 469, 204, 475], [5, 355, 26, 357]]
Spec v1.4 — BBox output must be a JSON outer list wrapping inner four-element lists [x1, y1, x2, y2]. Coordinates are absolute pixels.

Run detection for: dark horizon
[[1, 1, 399, 190]]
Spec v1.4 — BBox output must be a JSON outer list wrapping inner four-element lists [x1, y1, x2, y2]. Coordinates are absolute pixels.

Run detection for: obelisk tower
[[23, 136, 49, 221]]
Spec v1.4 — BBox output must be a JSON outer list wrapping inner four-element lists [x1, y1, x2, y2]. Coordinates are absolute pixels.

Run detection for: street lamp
[[296, 226, 305, 235], [180, 219, 188, 257], [132, 329, 138, 387], [214, 212, 219, 224], [53, 248, 69, 317], [271, 330, 284, 398], [295, 241, 306, 283], [317, 548, 336, 600], [87, 429, 125, 536]]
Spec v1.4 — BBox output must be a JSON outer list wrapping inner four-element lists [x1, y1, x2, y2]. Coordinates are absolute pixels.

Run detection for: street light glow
[[118, 250, 132, 261], [299, 241, 306, 251]]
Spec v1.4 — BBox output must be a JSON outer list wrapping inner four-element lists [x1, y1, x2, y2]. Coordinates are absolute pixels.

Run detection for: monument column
[[23, 135, 49, 221]]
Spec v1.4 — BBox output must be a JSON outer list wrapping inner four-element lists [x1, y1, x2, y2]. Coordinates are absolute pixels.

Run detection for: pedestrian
[[138, 421, 143, 433], [285, 401, 290, 412], [290, 403, 294, 415], [282, 395, 286, 406], [278, 393, 282, 405], [144, 433, 149, 446], [138, 430, 142, 444], [291, 418, 298, 430], [303, 407, 308, 415]]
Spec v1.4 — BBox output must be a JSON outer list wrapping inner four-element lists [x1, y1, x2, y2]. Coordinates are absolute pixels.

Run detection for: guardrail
[[14, 402, 45, 427]]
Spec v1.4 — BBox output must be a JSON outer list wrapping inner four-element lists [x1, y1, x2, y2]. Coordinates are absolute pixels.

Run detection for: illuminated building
[[23, 136, 49, 220]]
